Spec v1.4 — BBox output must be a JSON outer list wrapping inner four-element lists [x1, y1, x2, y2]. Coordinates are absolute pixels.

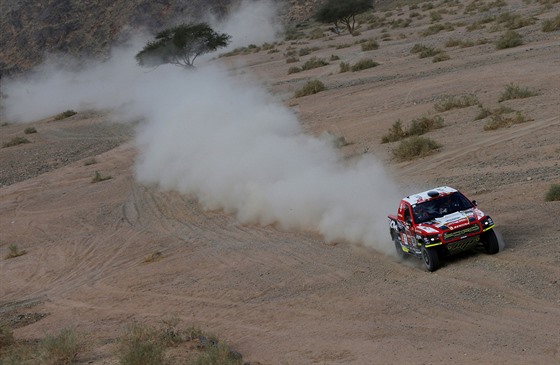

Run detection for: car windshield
[[412, 192, 474, 223]]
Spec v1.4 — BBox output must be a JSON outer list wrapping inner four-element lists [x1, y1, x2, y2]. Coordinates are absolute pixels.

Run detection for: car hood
[[416, 209, 484, 234]]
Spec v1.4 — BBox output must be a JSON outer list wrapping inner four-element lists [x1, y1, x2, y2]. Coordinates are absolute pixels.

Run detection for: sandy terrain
[[1, 1, 559, 364]]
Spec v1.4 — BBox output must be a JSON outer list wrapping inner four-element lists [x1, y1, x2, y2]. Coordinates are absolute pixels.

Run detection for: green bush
[[541, 14, 560, 32], [351, 59, 379, 71], [499, 83, 540, 101], [408, 115, 444, 136], [2, 136, 30, 148], [40, 328, 79, 365], [545, 184, 560, 201], [361, 39, 379, 51], [483, 111, 530, 130], [434, 94, 480, 112], [119, 325, 166, 365], [432, 53, 451, 62], [495, 30, 523, 49], [298, 47, 319, 56], [91, 171, 112, 183], [411, 44, 441, 58], [288, 66, 302, 74], [421, 23, 454, 36], [496, 12, 536, 30], [392, 136, 442, 161], [189, 342, 242, 365], [381, 120, 407, 143], [339, 62, 351, 73], [294, 80, 326, 98], [301, 57, 328, 70], [54, 110, 77, 120], [6, 244, 27, 259]]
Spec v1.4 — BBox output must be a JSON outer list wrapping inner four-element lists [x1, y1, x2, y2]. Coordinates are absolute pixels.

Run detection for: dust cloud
[[0, 2, 401, 254]]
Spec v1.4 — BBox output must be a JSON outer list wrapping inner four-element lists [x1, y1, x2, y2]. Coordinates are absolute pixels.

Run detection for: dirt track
[[1, 1, 559, 364]]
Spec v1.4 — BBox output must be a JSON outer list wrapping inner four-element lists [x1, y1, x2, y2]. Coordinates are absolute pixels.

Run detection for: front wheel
[[482, 229, 499, 254], [421, 246, 440, 272]]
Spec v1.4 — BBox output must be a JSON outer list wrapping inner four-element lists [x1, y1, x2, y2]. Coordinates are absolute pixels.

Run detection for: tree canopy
[[315, 0, 373, 34], [135, 23, 231, 68]]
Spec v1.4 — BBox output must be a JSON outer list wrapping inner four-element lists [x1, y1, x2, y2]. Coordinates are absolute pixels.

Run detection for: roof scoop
[[427, 191, 440, 198]]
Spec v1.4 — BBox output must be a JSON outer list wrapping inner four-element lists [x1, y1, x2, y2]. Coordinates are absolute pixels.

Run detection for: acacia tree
[[135, 23, 231, 68], [315, 0, 373, 34]]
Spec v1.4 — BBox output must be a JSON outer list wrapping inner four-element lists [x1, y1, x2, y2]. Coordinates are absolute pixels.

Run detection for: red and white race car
[[388, 186, 499, 271]]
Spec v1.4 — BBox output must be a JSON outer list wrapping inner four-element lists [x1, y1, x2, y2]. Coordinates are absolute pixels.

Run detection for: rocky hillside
[[0, 0, 326, 76]]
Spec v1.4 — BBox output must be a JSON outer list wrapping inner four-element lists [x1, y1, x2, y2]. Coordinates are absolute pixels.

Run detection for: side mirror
[[472, 200, 478, 206]]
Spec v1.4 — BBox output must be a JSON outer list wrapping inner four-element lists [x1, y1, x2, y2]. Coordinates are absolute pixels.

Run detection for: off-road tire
[[421, 246, 440, 272], [482, 229, 499, 254], [394, 237, 407, 260]]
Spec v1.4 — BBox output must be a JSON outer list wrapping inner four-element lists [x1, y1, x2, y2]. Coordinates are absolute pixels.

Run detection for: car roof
[[403, 186, 458, 206]]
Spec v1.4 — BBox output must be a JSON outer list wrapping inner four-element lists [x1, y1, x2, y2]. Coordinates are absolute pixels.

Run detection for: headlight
[[424, 234, 440, 243], [481, 216, 494, 227]]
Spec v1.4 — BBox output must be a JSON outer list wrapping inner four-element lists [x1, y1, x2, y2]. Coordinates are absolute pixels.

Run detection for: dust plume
[[0, 4, 401, 254]]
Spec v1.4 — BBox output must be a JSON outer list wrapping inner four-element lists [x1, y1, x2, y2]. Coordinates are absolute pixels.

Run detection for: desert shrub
[[410, 44, 441, 58], [390, 18, 412, 28], [545, 184, 560, 201], [445, 38, 475, 48], [286, 56, 299, 63], [495, 30, 523, 49], [284, 28, 305, 41], [361, 39, 379, 51], [189, 342, 242, 365], [24, 127, 37, 134], [430, 11, 443, 23], [329, 54, 340, 61], [351, 59, 379, 71], [475, 105, 514, 120], [475, 107, 492, 120], [298, 47, 319, 56], [83, 158, 97, 166], [308, 28, 324, 39], [288, 66, 302, 74], [40, 328, 79, 365], [294, 80, 326, 98], [6, 244, 27, 259], [336, 43, 351, 49], [144, 251, 163, 263], [339, 62, 351, 73], [421, 23, 454, 36], [432, 53, 451, 62], [541, 14, 560, 32], [496, 12, 536, 29], [119, 325, 166, 365], [499, 83, 540, 101], [2, 136, 30, 148], [392, 136, 442, 161], [301, 57, 328, 70], [381, 120, 407, 143], [0, 325, 14, 349], [54, 110, 77, 120], [484, 111, 530, 130], [91, 171, 112, 183], [408, 115, 444, 136], [434, 94, 480, 112]]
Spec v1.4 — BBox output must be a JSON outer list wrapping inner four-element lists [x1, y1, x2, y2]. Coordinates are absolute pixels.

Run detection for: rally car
[[388, 186, 499, 271]]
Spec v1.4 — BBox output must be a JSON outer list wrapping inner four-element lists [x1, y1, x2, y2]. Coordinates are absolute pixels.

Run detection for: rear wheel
[[421, 246, 440, 272], [482, 229, 499, 254], [394, 237, 407, 260]]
